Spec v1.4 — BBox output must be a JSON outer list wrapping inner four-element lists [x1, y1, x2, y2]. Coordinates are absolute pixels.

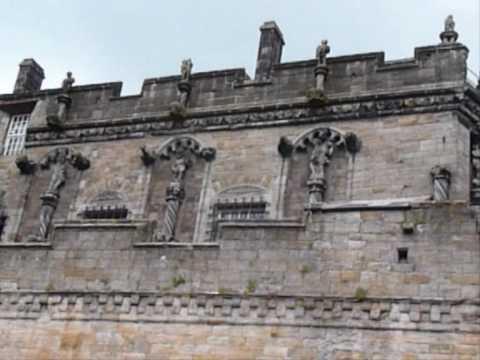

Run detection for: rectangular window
[[214, 201, 267, 222], [209, 200, 267, 241], [3, 114, 30, 156]]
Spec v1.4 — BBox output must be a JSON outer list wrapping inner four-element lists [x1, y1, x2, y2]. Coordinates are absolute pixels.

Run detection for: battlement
[[0, 21, 473, 128]]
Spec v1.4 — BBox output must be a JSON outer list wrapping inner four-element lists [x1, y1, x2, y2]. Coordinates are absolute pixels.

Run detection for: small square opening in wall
[[397, 247, 409, 263]]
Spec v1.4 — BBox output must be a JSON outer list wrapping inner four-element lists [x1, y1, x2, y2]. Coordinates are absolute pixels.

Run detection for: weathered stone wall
[[0, 319, 478, 360], [0, 21, 478, 359]]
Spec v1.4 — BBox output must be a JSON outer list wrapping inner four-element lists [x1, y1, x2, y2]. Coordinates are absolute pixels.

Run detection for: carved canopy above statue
[[141, 136, 216, 166]]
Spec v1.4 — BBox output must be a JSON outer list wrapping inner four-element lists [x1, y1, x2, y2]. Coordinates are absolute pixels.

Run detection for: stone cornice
[[25, 88, 473, 148], [0, 291, 478, 333]]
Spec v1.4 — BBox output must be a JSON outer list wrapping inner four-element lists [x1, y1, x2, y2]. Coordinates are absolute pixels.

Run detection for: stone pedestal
[[440, 30, 458, 44], [307, 178, 326, 204], [314, 65, 329, 93], [46, 94, 72, 129]]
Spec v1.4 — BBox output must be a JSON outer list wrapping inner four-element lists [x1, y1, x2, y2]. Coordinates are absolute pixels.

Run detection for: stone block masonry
[[0, 16, 478, 359]]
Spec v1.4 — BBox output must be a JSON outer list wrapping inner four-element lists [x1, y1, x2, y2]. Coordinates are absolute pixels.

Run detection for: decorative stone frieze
[[0, 291, 477, 333], [24, 92, 463, 147]]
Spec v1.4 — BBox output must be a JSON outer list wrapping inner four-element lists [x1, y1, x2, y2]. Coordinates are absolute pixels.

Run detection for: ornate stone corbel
[[278, 136, 294, 158], [170, 59, 193, 119], [27, 147, 89, 242], [430, 165, 451, 201], [46, 72, 75, 129], [15, 155, 36, 175], [439, 15, 458, 44]]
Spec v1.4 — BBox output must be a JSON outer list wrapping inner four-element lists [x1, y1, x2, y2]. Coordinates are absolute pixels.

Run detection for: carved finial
[[440, 15, 458, 44], [316, 40, 330, 66], [344, 132, 362, 154], [180, 59, 193, 82], [62, 71, 75, 92], [278, 136, 294, 158]]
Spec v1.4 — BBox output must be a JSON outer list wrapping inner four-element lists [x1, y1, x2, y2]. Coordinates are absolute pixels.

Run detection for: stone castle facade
[[0, 16, 479, 359]]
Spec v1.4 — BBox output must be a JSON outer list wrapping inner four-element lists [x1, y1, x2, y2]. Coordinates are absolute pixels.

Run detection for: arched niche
[[278, 127, 360, 217], [15, 147, 90, 241], [141, 136, 216, 243]]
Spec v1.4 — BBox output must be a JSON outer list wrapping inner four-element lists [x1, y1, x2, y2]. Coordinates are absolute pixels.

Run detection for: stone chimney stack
[[13, 58, 45, 94], [254, 21, 285, 81]]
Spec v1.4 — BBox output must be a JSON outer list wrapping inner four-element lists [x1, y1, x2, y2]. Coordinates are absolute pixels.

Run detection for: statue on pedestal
[[62, 72, 75, 93], [316, 40, 330, 67], [180, 59, 193, 82]]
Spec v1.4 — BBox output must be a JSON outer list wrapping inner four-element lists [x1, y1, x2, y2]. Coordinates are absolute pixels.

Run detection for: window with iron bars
[[209, 199, 267, 241], [3, 114, 30, 156]]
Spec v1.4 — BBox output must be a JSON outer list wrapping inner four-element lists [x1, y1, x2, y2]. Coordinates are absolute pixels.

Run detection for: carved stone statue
[[313, 40, 330, 94], [180, 59, 193, 82], [430, 165, 451, 201], [309, 139, 333, 182], [62, 72, 75, 93], [307, 135, 335, 203], [44, 148, 68, 195], [170, 59, 194, 116], [444, 15, 455, 32], [157, 154, 190, 242], [46, 72, 75, 129], [316, 40, 330, 67], [172, 155, 188, 182], [27, 147, 90, 242], [440, 15, 458, 44], [472, 145, 480, 187]]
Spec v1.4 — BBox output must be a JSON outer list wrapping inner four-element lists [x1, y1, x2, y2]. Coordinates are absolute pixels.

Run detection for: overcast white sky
[[0, 0, 478, 95]]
